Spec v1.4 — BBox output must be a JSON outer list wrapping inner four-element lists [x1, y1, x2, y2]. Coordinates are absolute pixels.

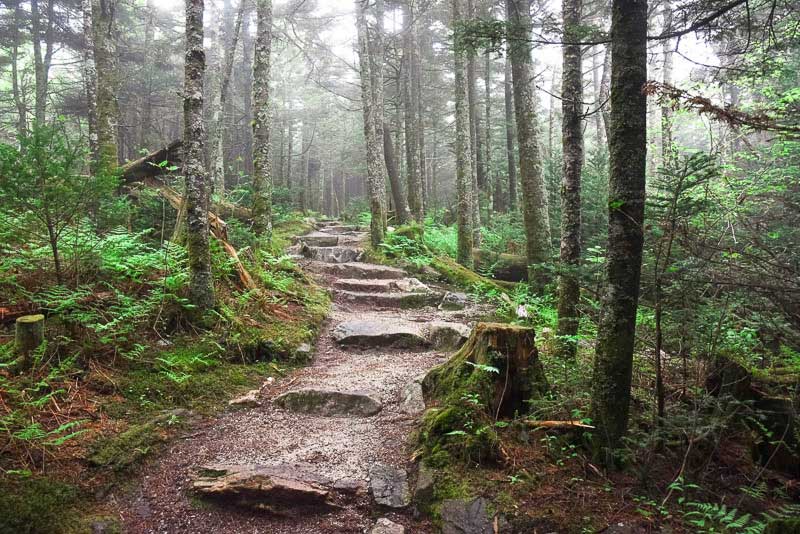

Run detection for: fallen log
[[120, 140, 184, 184], [122, 141, 252, 220], [473, 250, 528, 282]]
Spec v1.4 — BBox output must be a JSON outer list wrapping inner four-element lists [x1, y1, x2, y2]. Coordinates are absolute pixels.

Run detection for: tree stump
[[419, 322, 548, 464], [14, 314, 45, 372]]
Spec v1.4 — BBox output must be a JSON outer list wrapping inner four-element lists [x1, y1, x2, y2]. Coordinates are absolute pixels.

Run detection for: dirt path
[[115, 221, 483, 533]]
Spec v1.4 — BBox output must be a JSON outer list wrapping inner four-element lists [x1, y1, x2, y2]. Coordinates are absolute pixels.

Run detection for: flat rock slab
[[333, 277, 429, 293], [323, 225, 361, 233], [370, 518, 406, 534], [193, 464, 331, 512], [333, 319, 430, 350], [302, 246, 364, 264], [334, 290, 442, 309], [305, 261, 406, 280], [333, 319, 470, 350], [369, 463, 410, 508], [273, 388, 382, 417], [293, 232, 339, 247]]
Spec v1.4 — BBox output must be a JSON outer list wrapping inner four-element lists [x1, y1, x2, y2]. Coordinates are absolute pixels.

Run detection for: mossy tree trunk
[[507, 0, 552, 277], [15, 314, 45, 372], [183, 0, 215, 312], [251, 0, 273, 241], [355, 0, 387, 248], [556, 0, 584, 359], [420, 323, 547, 463], [452, 0, 474, 268], [590, 0, 647, 461], [92, 0, 120, 175]]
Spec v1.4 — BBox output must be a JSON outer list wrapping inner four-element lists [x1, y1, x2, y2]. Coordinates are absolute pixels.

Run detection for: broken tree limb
[[526, 420, 595, 431], [155, 184, 257, 292]]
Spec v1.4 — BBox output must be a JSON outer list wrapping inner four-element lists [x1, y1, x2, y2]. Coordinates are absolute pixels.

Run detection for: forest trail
[[116, 220, 483, 533]]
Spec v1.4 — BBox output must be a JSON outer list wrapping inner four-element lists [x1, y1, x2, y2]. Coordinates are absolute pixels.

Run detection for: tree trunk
[[251, 0, 273, 239], [504, 42, 517, 211], [466, 0, 482, 247], [590, 0, 647, 460], [556, 0, 584, 359], [183, 0, 215, 312], [11, 0, 27, 136], [508, 0, 552, 275], [241, 12, 254, 175], [384, 124, 410, 224], [31, 0, 47, 124], [403, 2, 424, 223], [211, 0, 246, 196], [452, 0, 474, 268], [485, 49, 497, 213], [356, 0, 386, 247], [93, 0, 120, 174]]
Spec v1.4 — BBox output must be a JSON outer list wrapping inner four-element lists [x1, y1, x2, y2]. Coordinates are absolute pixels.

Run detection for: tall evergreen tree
[[453, 0, 474, 267], [251, 0, 273, 240], [183, 0, 215, 311], [590, 0, 648, 459]]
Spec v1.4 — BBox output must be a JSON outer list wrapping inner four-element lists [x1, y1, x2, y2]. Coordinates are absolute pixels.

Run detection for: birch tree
[[183, 0, 215, 311], [590, 0, 648, 459], [556, 0, 584, 359], [251, 0, 273, 239]]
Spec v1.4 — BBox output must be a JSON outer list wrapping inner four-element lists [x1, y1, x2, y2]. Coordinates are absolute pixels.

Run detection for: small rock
[[370, 518, 405, 534], [440, 497, 510, 534], [438, 291, 469, 311], [399, 382, 425, 415], [228, 389, 261, 407], [273, 388, 382, 417], [90, 520, 119, 534], [369, 463, 411, 508], [413, 464, 435, 504], [604, 524, 641, 534], [295, 343, 313, 359]]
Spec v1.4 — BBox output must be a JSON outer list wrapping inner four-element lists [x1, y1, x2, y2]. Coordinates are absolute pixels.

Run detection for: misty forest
[[1, 0, 799, 532]]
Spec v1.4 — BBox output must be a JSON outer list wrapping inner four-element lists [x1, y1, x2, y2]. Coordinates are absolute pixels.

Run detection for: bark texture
[[452, 0, 474, 268], [93, 0, 120, 173], [251, 0, 273, 239], [590, 0, 648, 458], [556, 0, 584, 359], [504, 43, 517, 211], [356, 0, 386, 247], [383, 124, 410, 224], [403, 1, 424, 222], [183, 0, 215, 311], [82, 0, 98, 164], [508, 0, 552, 273]]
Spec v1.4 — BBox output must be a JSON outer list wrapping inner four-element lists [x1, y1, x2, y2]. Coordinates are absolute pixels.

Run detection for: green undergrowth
[[0, 476, 80, 534]]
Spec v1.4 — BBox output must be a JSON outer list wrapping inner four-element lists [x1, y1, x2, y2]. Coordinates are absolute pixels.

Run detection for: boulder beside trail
[[369, 463, 411, 508], [440, 497, 510, 534]]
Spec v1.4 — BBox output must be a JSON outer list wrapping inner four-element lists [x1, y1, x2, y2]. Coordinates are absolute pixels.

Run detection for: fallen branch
[[526, 420, 595, 430]]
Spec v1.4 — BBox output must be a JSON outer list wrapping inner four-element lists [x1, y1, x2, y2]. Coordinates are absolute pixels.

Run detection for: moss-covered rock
[[429, 256, 511, 293], [0, 477, 78, 534], [419, 323, 547, 464]]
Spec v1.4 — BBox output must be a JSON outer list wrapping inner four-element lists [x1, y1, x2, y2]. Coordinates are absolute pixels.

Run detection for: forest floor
[[103, 220, 492, 533]]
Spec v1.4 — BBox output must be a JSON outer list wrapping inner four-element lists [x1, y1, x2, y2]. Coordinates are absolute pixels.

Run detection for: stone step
[[293, 232, 339, 247], [332, 277, 428, 293], [192, 463, 362, 512], [333, 319, 470, 351], [273, 388, 382, 417], [334, 289, 442, 309], [301, 245, 364, 263], [305, 261, 407, 280], [322, 225, 361, 234]]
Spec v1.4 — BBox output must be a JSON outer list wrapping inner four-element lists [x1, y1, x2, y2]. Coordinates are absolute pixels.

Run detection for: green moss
[[765, 519, 800, 534], [88, 411, 185, 470], [430, 256, 508, 293], [393, 223, 425, 241], [0, 477, 79, 534]]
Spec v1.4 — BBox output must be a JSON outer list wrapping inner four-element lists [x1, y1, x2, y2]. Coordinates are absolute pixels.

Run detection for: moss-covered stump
[[419, 323, 547, 464]]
